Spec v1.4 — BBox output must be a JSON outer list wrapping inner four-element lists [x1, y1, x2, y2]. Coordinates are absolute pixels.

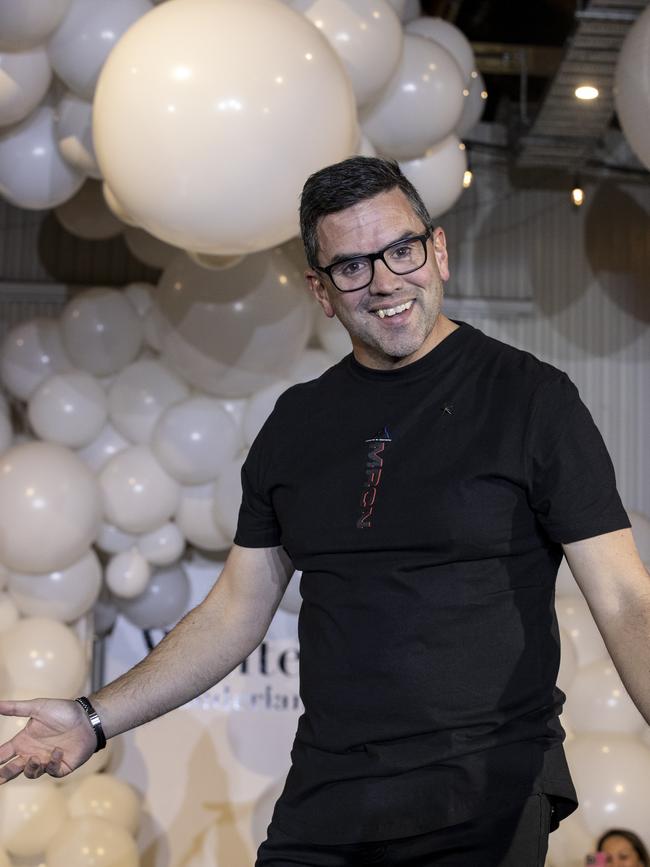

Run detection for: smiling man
[[1, 157, 649, 867]]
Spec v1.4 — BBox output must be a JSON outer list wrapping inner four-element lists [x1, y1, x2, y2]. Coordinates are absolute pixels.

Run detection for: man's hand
[[0, 698, 97, 783]]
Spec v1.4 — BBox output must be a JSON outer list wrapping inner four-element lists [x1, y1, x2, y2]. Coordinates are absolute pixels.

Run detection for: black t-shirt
[[234, 321, 630, 844]]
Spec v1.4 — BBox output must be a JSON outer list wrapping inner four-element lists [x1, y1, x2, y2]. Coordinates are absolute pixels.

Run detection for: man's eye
[[388, 242, 416, 260], [339, 259, 368, 277]]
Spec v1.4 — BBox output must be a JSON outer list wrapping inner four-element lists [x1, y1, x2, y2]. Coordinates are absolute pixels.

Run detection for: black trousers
[[255, 793, 552, 867]]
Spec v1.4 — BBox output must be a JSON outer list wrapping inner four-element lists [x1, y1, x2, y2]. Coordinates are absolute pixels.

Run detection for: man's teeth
[[374, 300, 414, 319]]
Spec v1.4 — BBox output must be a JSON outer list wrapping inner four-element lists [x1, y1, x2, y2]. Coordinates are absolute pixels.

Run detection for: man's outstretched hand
[[0, 698, 97, 783]]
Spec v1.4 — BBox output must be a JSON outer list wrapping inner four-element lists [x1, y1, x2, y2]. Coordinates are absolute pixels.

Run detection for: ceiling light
[[571, 178, 585, 208], [575, 85, 599, 100]]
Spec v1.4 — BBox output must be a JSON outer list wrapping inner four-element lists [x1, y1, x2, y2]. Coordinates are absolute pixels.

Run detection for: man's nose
[[368, 258, 401, 294]]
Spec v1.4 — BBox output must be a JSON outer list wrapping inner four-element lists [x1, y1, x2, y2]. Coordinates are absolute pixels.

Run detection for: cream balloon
[[0, 778, 68, 858], [55, 90, 100, 178], [286, 349, 333, 384], [0, 317, 71, 401], [93, 0, 357, 254], [243, 381, 292, 449], [0, 591, 18, 632], [175, 484, 229, 552], [361, 34, 465, 160], [60, 287, 143, 377], [0, 0, 72, 50], [105, 547, 150, 599], [0, 106, 84, 209], [291, 0, 402, 108], [103, 183, 138, 227], [614, 5, 650, 171], [0, 847, 8, 867], [0, 617, 87, 697], [186, 250, 244, 271], [67, 774, 141, 834], [567, 659, 646, 735], [55, 180, 123, 240], [155, 249, 312, 397], [123, 226, 178, 268], [124, 282, 154, 318], [28, 370, 107, 448], [75, 422, 129, 473], [152, 396, 242, 485], [8, 549, 102, 623], [137, 521, 185, 566], [0, 45, 52, 127], [108, 359, 189, 445], [99, 445, 180, 534], [555, 593, 608, 667], [46, 816, 139, 867], [95, 521, 137, 555], [456, 70, 488, 139], [405, 16, 475, 84], [213, 456, 246, 542], [400, 134, 467, 218], [48, 0, 153, 101], [0, 442, 101, 573], [118, 561, 190, 630]]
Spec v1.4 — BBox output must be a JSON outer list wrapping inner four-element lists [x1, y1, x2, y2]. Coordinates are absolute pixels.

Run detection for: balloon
[[60, 287, 143, 377], [0, 847, 8, 867], [46, 816, 139, 867], [185, 251, 244, 271], [291, 0, 402, 108], [0, 317, 72, 401], [386, 0, 420, 23], [566, 659, 646, 735], [93, 0, 357, 254], [405, 16, 475, 84], [361, 34, 464, 160], [400, 134, 467, 218], [0, 106, 84, 208], [55, 180, 122, 239], [556, 555, 581, 597], [456, 71, 488, 139], [566, 733, 650, 839], [243, 381, 292, 449], [0, 442, 101, 573], [175, 483, 230, 552], [155, 249, 312, 397], [55, 90, 100, 178], [49, 0, 153, 101], [66, 774, 141, 834], [99, 445, 180, 534], [557, 626, 578, 693], [546, 809, 594, 867], [227, 708, 296, 778], [108, 359, 189, 445], [152, 396, 242, 485], [123, 226, 177, 268], [213, 456, 246, 542], [0, 45, 52, 127], [0, 617, 87, 697], [251, 778, 286, 850], [629, 510, 650, 562], [137, 521, 185, 566], [103, 183, 138, 227], [119, 561, 190, 629], [106, 547, 150, 598], [555, 593, 608, 667], [0, 591, 19, 632], [123, 282, 154, 318], [286, 349, 333, 383], [217, 397, 248, 435], [95, 522, 137, 555], [0, 778, 68, 858], [315, 309, 351, 359], [8, 549, 102, 623], [0, 561, 8, 592], [614, 5, 650, 171], [75, 422, 129, 473], [0, 0, 72, 51], [28, 370, 107, 448], [0, 411, 10, 455], [279, 571, 302, 615]]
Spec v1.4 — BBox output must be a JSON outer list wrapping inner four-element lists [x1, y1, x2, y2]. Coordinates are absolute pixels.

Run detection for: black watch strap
[[75, 696, 107, 753]]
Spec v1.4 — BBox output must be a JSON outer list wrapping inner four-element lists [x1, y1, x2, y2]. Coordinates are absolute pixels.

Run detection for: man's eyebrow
[[324, 230, 422, 267]]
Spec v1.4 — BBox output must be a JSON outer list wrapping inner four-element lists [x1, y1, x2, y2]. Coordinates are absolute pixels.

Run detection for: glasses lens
[[384, 237, 426, 274], [330, 257, 372, 291]]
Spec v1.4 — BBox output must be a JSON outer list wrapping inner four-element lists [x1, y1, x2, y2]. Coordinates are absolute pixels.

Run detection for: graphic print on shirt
[[356, 426, 391, 529]]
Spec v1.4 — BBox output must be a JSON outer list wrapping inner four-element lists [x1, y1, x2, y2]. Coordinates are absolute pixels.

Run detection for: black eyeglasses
[[315, 228, 432, 292]]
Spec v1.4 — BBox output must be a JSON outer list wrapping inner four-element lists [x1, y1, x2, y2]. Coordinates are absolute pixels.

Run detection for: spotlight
[[463, 168, 473, 189], [575, 85, 599, 100], [571, 178, 585, 208]]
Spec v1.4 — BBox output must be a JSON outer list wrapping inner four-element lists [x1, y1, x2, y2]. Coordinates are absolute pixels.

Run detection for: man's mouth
[[371, 300, 414, 319]]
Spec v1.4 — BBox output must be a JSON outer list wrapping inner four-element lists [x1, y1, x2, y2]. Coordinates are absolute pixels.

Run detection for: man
[[0, 157, 648, 867]]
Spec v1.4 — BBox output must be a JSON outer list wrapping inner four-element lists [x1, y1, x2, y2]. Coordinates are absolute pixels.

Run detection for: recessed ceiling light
[[575, 85, 599, 100]]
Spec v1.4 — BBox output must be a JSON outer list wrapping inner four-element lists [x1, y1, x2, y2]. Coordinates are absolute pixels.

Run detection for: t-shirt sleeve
[[525, 371, 630, 544], [233, 416, 283, 549]]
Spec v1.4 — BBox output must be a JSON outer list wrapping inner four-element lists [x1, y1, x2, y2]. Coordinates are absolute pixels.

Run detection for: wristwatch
[[75, 696, 107, 752]]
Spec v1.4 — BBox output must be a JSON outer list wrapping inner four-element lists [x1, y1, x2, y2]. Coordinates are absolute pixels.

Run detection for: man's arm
[[563, 527, 650, 723], [0, 543, 294, 783]]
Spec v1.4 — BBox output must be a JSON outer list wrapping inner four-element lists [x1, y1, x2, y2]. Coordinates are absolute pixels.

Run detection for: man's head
[[299, 156, 454, 371]]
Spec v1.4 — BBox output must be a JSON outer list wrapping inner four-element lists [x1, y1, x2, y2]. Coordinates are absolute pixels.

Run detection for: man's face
[[306, 187, 450, 370]]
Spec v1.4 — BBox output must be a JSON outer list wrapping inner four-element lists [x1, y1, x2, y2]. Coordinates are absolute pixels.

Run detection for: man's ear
[[432, 227, 450, 282], [305, 271, 335, 318]]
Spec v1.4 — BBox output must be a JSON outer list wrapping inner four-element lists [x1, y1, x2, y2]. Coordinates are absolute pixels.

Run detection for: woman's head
[[597, 829, 649, 867]]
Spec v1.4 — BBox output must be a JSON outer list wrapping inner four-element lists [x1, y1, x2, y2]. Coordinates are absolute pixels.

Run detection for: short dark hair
[[597, 828, 650, 866], [299, 155, 431, 269]]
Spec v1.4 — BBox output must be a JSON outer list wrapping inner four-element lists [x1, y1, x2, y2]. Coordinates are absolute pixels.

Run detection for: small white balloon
[[0, 0, 72, 50], [175, 483, 230, 552], [0, 317, 72, 401], [456, 70, 488, 139], [137, 521, 185, 566], [213, 456, 246, 543], [118, 561, 190, 629], [75, 422, 129, 473], [405, 16, 475, 83], [279, 571, 302, 615], [555, 593, 608, 667], [66, 773, 141, 834], [106, 547, 150, 598], [243, 381, 292, 449], [124, 282, 154, 318], [95, 521, 137, 555], [55, 90, 100, 178], [400, 134, 467, 218], [55, 180, 123, 239], [0, 45, 52, 127], [28, 370, 107, 448], [216, 397, 248, 435]]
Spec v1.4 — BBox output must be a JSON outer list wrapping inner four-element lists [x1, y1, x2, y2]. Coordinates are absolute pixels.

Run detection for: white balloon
[[152, 395, 242, 485], [213, 456, 246, 543], [0, 105, 84, 209], [361, 34, 465, 160], [123, 226, 178, 268], [400, 134, 467, 218], [123, 282, 154, 318], [186, 250, 244, 271], [66, 774, 141, 834], [315, 309, 351, 359], [45, 816, 139, 867], [387, 0, 420, 23], [95, 521, 137, 555], [0, 591, 19, 632], [0, 45, 52, 127], [405, 16, 475, 83], [614, 5, 650, 171], [243, 381, 292, 449], [279, 570, 302, 615], [0, 778, 68, 858], [137, 521, 185, 566], [356, 131, 377, 157], [0, 442, 101, 573], [556, 555, 581, 597], [118, 561, 190, 629], [216, 397, 248, 435], [108, 359, 189, 445], [456, 70, 488, 139], [555, 593, 608, 667], [557, 626, 578, 693], [0, 317, 72, 401], [99, 445, 180, 534], [567, 659, 646, 735], [286, 349, 333, 383], [28, 370, 107, 448], [0, 0, 72, 50], [106, 547, 150, 598], [55, 180, 122, 239], [60, 287, 143, 377], [175, 483, 229, 552], [75, 422, 129, 473], [292, 0, 402, 108], [55, 90, 100, 178], [93, 0, 357, 255], [48, 0, 153, 101]]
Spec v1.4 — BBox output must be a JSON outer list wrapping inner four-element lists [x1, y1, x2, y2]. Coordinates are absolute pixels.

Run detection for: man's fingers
[[45, 748, 64, 778], [24, 757, 46, 779], [0, 757, 27, 783], [0, 742, 17, 764], [0, 699, 38, 718]]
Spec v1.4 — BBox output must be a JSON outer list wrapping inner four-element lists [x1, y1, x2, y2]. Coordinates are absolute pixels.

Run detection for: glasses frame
[[315, 227, 433, 293]]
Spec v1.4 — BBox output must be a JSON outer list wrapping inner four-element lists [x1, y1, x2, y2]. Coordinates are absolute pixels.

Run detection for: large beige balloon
[[614, 4, 650, 171], [0, 617, 87, 697], [55, 180, 123, 240], [0, 778, 68, 858], [28, 370, 107, 448], [67, 773, 141, 834], [0, 442, 101, 573], [400, 134, 467, 218], [93, 0, 357, 254], [156, 250, 312, 397], [46, 816, 139, 867], [0, 318, 72, 401], [0, 45, 52, 127]]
